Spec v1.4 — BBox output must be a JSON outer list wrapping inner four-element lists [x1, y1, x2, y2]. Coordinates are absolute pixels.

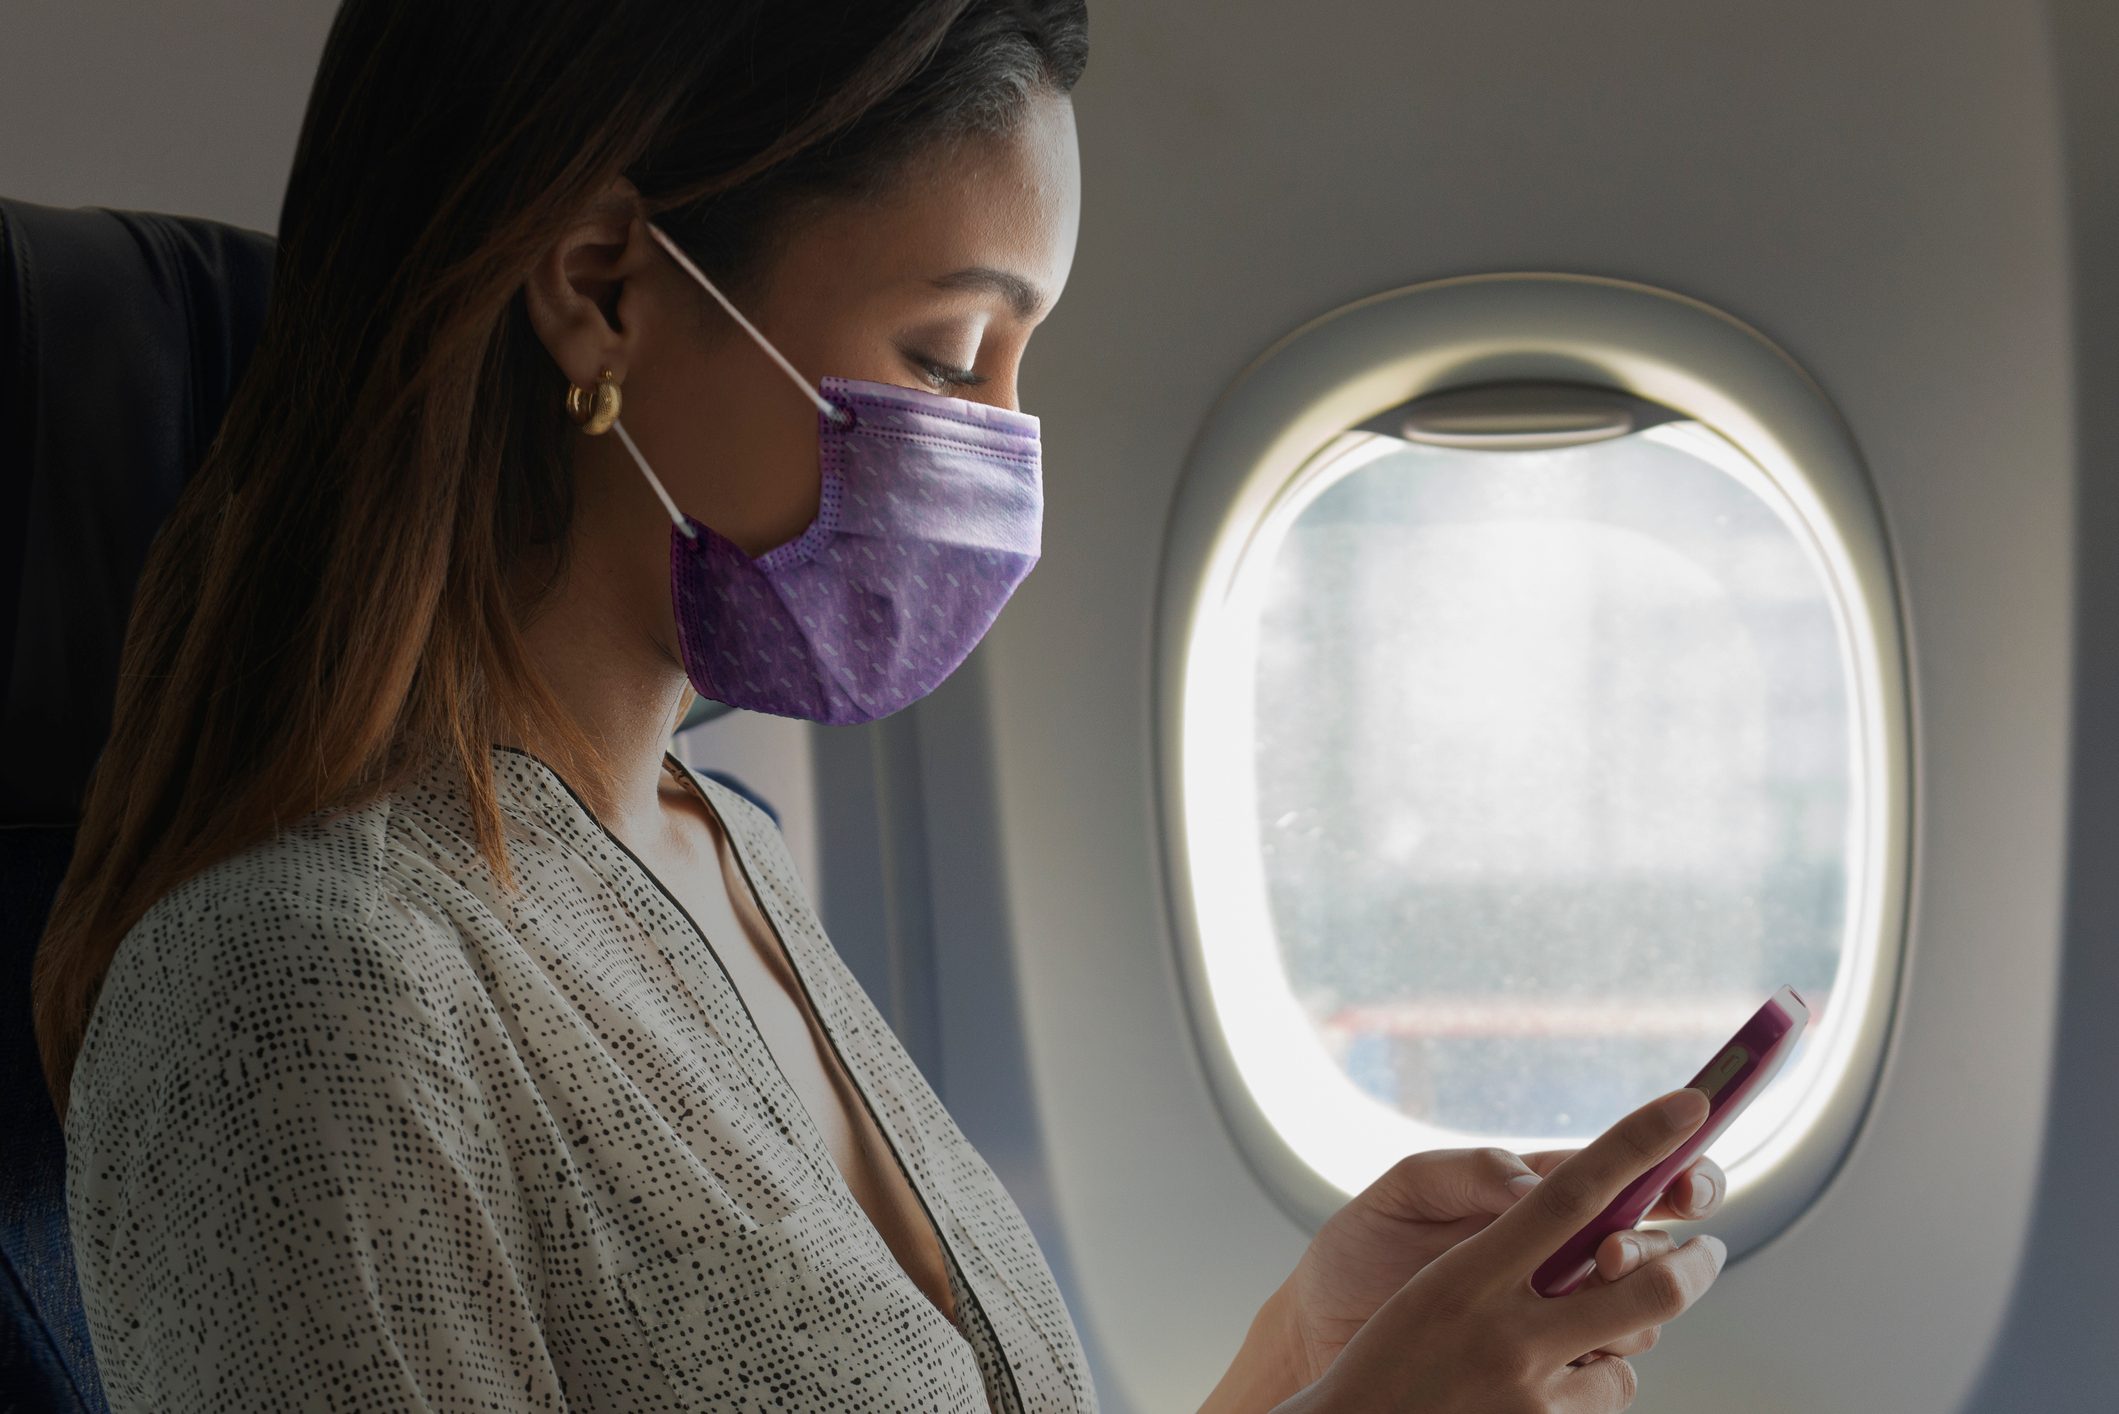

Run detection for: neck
[[510, 536, 690, 836]]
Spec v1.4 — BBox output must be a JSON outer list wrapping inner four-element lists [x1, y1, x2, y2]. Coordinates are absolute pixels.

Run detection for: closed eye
[[906, 351, 989, 391]]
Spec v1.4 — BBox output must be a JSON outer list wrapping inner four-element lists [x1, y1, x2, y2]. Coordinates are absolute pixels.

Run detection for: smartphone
[[1531, 984, 1811, 1297]]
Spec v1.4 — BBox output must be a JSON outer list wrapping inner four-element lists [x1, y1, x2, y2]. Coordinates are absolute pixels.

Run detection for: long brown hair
[[34, 0, 1088, 1120]]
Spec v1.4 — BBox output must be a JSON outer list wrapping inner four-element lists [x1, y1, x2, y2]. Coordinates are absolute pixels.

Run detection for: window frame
[[1151, 273, 1913, 1257]]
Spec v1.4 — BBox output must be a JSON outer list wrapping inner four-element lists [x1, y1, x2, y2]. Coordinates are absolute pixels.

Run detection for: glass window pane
[[1249, 421, 1853, 1141]]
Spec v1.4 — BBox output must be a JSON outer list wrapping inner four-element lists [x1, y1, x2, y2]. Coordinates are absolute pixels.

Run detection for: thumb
[[1383, 1147, 1543, 1220], [1483, 1149, 1545, 1215]]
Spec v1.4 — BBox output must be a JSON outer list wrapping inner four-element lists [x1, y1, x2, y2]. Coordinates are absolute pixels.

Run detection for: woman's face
[[529, 87, 1080, 625]]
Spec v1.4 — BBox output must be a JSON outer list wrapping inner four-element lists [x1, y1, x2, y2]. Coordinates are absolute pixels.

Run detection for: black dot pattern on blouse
[[64, 747, 1099, 1412]]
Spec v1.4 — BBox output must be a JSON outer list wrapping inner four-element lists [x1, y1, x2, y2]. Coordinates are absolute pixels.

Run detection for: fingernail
[[1661, 1088, 1710, 1126], [1687, 1170, 1716, 1210], [1700, 1235, 1728, 1271], [1620, 1235, 1641, 1268], [1506, 1173, 1542, 1198]]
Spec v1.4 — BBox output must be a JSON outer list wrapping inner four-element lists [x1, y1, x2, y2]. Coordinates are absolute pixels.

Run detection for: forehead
[[762, 91, 1081, 316]]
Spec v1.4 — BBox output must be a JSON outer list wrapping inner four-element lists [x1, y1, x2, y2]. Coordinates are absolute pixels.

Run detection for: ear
[[522, 175, 654, 390]]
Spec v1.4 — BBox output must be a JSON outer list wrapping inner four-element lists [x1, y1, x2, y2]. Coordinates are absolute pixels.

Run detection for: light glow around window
[[1178, 413, 1893, 1206]]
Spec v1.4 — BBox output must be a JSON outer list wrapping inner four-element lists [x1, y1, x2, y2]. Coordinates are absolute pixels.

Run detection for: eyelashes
[[908, 352, 989, 390]]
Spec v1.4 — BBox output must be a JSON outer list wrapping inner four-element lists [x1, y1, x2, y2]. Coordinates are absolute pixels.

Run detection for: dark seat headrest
[[1, 197, 276, 827], [1, 194, 274, 1414]]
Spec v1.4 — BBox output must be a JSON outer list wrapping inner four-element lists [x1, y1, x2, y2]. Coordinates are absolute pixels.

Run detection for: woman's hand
[[1270, 1089, 1727, 1414], [1277, 1124, 1726, 1386]]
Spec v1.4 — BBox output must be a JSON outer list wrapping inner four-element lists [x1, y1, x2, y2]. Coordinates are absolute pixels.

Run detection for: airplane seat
[[0, 195, 775, 1413], [0, 194, 264, 1414]]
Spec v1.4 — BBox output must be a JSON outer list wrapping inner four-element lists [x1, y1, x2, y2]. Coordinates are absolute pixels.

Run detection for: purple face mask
[[609, 222, 1042, 725]]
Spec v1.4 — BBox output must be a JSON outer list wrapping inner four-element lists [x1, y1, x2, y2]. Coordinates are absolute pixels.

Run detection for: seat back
[[2, 194, 277, 1414]]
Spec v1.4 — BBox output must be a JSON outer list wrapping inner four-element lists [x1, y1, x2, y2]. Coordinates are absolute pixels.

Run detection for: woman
[[33, 2, 1729, 1410]]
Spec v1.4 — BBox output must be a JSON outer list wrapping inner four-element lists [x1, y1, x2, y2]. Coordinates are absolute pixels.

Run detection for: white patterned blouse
[[63, 746, 1098, 1412]]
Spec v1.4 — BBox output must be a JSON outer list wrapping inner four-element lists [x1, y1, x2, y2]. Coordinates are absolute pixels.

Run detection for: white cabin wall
[[945, 3, 2078, 1410], [0, 1, 333, 231], [1964, 2, 2119, 1407]]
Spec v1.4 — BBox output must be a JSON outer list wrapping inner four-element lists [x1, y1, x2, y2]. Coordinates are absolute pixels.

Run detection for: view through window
[[1244, 420, 1855, 1142]]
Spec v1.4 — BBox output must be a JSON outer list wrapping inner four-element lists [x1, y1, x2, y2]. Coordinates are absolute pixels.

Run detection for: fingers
[[1472, 1089, 1711, 1276], [1575, 1232, 1677, 1362], [1549, 1235, 1727, 1354], [1378, 1146, 1543, 1220], [1585, 1321, 1661, 1360], [1556, 1352, 1640, 1413], [1594, 1227, 1678, 1284], [1525, 1148, 1723, 1217], [1521, 1149, 1580, 1178], [1645, 1158, 1725, 1221]]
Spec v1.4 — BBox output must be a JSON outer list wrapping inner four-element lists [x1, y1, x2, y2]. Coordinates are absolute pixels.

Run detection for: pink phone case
[[1531, 984, 1810, 1297]]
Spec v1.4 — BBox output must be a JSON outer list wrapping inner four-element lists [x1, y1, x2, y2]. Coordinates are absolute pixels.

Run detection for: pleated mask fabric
[[667, 376, 1040, 723]]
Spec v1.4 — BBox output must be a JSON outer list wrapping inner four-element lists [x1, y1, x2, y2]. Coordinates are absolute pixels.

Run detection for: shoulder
[[67, 796, 474, 1144], [61, 801, 560, 1408]]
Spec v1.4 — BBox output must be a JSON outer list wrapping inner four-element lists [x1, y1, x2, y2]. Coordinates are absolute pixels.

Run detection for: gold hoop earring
[[565, 368, 621, 435]]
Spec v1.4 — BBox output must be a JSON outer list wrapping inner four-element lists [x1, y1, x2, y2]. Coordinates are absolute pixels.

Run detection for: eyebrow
[[929, 266, 1048, 320]]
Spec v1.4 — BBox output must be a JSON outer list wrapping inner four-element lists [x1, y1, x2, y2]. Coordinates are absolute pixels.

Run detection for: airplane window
[[1177, 377, 1894, 1208]]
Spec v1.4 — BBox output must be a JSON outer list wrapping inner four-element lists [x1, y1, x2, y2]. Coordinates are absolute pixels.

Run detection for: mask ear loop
[[610, 419, 698, 540], [644, 221, 853, 428], [610, 221, 855, 543]]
